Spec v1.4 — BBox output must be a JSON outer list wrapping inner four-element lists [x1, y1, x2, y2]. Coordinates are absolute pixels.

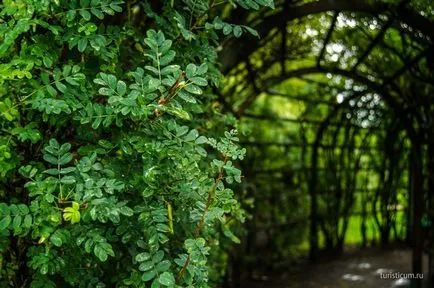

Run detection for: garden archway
[[219, 0, 434, 285]]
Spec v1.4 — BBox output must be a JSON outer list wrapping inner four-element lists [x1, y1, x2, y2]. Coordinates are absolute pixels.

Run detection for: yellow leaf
[[72, 201, 80, 210], [166, 201, 173, 234]]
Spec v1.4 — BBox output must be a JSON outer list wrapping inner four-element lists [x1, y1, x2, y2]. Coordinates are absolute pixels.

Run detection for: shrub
[[0, 0, 273, 287]]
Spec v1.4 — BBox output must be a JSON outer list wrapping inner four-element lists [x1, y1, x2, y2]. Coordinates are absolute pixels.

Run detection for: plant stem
[[176, 154, 228, 284]]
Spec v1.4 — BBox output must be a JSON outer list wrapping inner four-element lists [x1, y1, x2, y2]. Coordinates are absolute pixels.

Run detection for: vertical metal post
[[410, 142, 423, 288]]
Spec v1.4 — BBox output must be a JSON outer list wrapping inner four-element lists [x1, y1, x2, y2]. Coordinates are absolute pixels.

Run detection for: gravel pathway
[[243, 248, 429, 288]]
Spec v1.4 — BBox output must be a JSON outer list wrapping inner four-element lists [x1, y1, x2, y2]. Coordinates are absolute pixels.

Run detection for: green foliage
[[230, 0, 274, 10], [0, 0, 271, 287]]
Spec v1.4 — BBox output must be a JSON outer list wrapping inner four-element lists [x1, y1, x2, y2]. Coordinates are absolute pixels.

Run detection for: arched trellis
[[219, 0, 434, 285], [230, 66, 428, 282], [221, 0, 433, 74]]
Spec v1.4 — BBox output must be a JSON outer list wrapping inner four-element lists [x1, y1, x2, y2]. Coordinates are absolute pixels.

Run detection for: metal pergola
[[219, 0, 434, 285]]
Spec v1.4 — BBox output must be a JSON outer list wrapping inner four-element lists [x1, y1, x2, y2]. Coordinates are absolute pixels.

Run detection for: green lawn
[[290, 211, 407, 256], [317, 211, 407, 248]]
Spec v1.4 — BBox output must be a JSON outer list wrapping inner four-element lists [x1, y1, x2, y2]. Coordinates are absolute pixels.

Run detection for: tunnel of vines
[[218, 0, 433, 287]]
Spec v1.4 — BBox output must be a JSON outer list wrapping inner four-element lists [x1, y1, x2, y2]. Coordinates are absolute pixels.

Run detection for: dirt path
[[244, 248, 429, 288]]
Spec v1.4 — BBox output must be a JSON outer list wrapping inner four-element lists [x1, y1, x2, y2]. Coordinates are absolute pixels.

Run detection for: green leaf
[[139, 261, 154, 271], [43, 168, 59, 175], [178, 90, 196, 103], [78, 38, 88, 52], [233, 25, 243, 38], [223, 24, 233, 35], [18, 204, 29, 215], [119, 206, 134, 216], [145, 65, 159, 75], [156, 260, 171, 272], [79, 9, 91, 20], [117, 81, 127, 96], [243, 25, 259, 38], [197, 63, 208, 75], [189, 77, 207, 86], [99, 87, 112, 96], [47, 85, 57, 96], [23, 215, 32, 228], [12, 215, 22, 229], [185, 129, 199, 142], [55, 81, 67, 93], [195, 136, 207, 145], [185, 64, 197, 78], [0, 215, 11, 231], [65, 76, 79, 86], [184, 84, 202, 95], [156, 223, 169, 233], [185, 238, 210, 263], [60, 176, 76, 184], [60, 167, 76, 174], [161, 65, 180, 75], [50, 233, 63, 247], [142, 188, 154, 198], [19, 165, 38, 178], [110, 2, 123, 12], [165, 106, 190, 120], [149, 78, 161, 91], [223, 225, 241, 243], [48, 139, 60, 149], [158, 272, 175, 286], [159, 50, 176, 66], [92, 117, 103, 129], [151, 279, 161, 288], [43, 154, 59, 165], [91, 8, 104, 19], [153, 250, 164, 263], [40, 264, 49, 275], [141, 270, 156, 281], [94, 244, 109, 261], [59, 153, 73, 165], [176, 126, 189, 136], [136, 252, 151, 262], [84, 239, 94, 253], [160, 39, 172, 54], [0, 204, 9, 216]]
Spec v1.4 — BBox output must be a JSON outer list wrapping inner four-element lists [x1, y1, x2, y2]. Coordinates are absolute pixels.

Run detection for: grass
[[317, 211, 407, 248], [288, 212, 407, 257]]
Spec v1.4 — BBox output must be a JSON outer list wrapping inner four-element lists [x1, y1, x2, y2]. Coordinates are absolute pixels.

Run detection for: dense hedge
[[0, 0, 273, 287]]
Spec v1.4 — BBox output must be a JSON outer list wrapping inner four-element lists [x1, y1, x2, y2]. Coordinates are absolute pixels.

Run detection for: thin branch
[[176, 155, 228, 284]]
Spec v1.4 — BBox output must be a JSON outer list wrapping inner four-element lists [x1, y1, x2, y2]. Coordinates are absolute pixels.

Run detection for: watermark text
[[380, 272, 423, 280]]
